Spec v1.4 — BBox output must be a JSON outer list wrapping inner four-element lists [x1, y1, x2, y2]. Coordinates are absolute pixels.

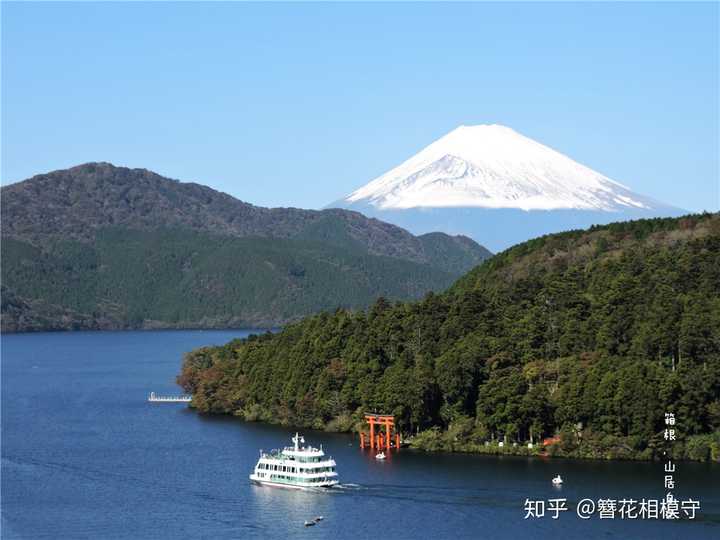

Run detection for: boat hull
[[249, 475, 338, 490]]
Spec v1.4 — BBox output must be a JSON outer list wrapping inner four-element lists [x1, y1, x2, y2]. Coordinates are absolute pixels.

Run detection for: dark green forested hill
[[178, 213, 720, 461], [1, 163, 490, 331]]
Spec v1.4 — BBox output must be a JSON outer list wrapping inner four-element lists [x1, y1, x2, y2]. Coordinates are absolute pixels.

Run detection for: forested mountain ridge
[[1, 163, 490, 332], [178, 213, 720, 461], [2, 162, 489, 269]]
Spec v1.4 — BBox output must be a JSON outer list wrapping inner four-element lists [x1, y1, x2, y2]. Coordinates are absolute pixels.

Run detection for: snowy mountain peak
[[343, 124, 657, 212]]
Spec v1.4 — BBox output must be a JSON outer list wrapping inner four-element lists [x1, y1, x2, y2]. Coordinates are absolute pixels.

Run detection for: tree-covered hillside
[[2, 228, 466, 330], [1, 163, 490, 331], [178, 213, 720, 461]]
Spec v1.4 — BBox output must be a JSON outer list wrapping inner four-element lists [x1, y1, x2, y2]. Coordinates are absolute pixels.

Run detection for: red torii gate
[[360, 413, 400, 450]]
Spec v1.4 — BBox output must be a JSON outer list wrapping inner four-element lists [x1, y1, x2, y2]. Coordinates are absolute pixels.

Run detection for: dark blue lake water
[[2, 331, 719, 539]]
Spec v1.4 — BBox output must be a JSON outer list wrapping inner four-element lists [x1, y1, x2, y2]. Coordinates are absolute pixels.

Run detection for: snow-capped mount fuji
[[328, 125, 684, 251], [345, 124, 658, 212]]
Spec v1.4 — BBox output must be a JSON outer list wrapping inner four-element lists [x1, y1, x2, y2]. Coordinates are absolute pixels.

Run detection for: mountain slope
[[1, 163, 490, 332], [2, 162, 490, 265], [179, 213, 720, 461], [329, 125, 685, 251]]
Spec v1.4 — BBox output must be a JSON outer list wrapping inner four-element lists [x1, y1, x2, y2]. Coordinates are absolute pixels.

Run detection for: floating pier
[[148, 391, 192, 403]]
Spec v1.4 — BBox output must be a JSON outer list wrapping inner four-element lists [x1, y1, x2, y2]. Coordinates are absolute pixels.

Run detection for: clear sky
[[2, 2, 718, 212]]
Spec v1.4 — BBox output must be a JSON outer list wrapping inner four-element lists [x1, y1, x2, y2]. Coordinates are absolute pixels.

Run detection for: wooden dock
[[148, 391, 192, 403]]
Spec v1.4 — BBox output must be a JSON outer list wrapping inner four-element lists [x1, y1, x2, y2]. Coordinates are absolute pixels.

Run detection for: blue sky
[[2, 2, 718, 212]]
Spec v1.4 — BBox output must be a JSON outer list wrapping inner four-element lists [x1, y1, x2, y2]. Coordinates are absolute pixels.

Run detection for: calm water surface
[[2, 331, 719, 539]]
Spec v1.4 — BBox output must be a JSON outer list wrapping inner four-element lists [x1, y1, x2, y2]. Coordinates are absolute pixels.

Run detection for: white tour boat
[[249, 433, 339, 489]]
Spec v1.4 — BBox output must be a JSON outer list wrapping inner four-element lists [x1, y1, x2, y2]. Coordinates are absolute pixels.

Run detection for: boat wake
[[328, 481, 521, 510]]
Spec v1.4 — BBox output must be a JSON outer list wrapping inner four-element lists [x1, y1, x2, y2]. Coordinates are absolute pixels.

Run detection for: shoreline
[[0, 326, 276, 336], [189, 408, 720, 465]]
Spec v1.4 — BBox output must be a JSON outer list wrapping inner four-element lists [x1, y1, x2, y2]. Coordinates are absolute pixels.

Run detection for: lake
[[2, 330, 719, 539]]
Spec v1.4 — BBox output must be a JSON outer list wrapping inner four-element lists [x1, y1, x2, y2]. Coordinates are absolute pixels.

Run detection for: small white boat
[[552, 475, 563, 485], [314, 516, 324, 522], [304, 520, 316, 527], [375, 452, 386, 460]]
